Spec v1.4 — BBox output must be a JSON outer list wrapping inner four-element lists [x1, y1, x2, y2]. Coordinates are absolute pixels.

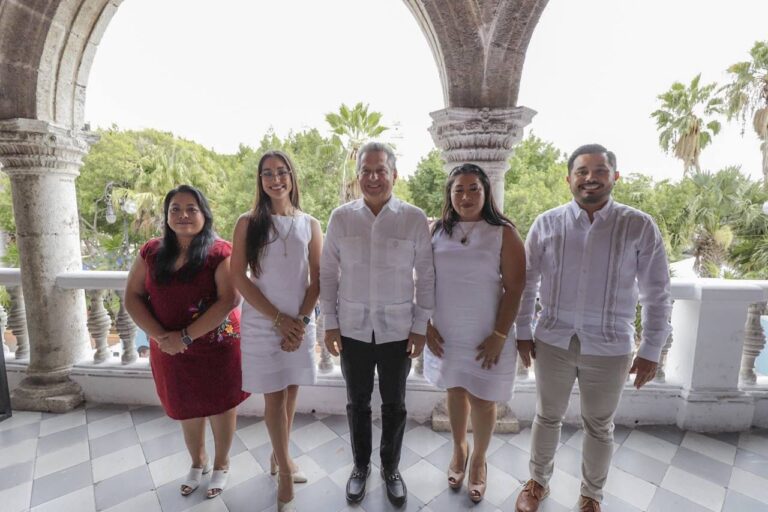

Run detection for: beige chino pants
[[529, 336, 633, 502]]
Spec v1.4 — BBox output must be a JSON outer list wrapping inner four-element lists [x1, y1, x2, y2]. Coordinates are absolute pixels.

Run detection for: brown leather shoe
[[579, 495, 601, 512], [514, 479, 549, 512]]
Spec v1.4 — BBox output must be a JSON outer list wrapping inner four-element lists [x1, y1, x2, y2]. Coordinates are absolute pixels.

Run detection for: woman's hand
[[157, 331, 187, 355], [475, 333, 505, 369], [276, 314, 304, 349], [426, 321, 444, 358], [517, 339, 536, 368]]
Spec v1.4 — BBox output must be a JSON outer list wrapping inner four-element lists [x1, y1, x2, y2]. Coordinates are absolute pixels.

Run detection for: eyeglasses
[[260, 170, 292, 180]]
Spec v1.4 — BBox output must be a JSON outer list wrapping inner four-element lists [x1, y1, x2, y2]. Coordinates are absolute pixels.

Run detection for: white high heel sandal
[[271, 453, 308, 483], [277, 472, 296, 511], [206, 467, 229, 499], [180, 461, 212, 496]]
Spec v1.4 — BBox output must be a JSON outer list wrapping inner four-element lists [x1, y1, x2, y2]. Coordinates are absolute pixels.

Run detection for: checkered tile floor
[[1, 404, 768, 511]]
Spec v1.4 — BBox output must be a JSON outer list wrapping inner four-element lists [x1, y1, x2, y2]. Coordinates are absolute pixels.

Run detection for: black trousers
[[340, 334, 411, 471]]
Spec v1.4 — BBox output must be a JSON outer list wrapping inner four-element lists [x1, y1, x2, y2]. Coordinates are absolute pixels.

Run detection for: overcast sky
[[85, 0, 768, 182]]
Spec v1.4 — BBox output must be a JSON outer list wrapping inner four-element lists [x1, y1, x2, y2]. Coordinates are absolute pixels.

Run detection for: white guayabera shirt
[[516, 199, 672, 362], [320, 196, 435, 344]]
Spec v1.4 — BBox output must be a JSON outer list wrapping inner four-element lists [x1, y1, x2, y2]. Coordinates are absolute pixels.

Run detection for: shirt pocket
[[384, 302, 413, 334], [386, 238, 415, 267], [339, 299, 366, 333]]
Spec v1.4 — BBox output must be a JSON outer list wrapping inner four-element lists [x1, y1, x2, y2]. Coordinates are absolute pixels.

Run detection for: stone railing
[[3, 270, 768, 428], [56, 271, 139, 364], [0, 268, 29, 360], [0, 270, 764, 384]]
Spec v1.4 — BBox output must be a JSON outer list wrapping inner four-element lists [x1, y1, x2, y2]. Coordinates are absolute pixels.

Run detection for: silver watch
[[181, 328, 194, 346]]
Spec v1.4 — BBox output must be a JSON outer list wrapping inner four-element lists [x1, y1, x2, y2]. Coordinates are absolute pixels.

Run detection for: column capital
[[0, 119, 97, 177], [428, 106, 536, 167]]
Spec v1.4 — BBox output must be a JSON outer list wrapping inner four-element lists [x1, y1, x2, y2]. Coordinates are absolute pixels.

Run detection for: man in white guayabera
[[320, 142, 435, 508], [514, 144, 672, 512]]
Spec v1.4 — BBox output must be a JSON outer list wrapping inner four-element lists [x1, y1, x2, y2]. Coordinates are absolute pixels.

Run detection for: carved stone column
[[429, 106, 536, 209], [0, 119, 92, 412]]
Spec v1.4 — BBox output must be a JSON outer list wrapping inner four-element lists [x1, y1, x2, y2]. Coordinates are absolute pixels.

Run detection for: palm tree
[[325, 102, 388, 202], [680, 168, 752, 277], [111, 142, 222, 235], [721, 40, 768, 185], [651, 74, 724, 175]]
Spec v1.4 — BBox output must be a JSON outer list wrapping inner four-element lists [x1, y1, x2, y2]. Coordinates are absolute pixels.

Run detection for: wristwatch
[[300, 315, 311, 326], [181, 328, 194, 346]]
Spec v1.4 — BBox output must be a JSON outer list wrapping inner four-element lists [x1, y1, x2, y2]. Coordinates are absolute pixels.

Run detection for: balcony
[[2, 269, 768, 511]]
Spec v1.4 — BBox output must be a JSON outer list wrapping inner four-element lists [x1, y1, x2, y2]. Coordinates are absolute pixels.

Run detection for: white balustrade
[[56, 271, 134, 364], [1, 268, 767, 429], [0, 268, 28, 359]]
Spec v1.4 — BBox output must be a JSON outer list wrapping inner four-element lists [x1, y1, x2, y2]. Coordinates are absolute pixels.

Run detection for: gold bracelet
[[492, 329, 507, 340], [273, 311, 282, 327]]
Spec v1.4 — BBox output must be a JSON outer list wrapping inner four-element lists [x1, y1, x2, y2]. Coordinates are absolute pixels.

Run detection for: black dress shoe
[[381, 467, 407, 507], [346, 465, 370, 503]]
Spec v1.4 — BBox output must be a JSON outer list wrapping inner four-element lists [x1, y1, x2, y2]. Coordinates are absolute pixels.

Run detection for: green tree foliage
[[652, 74, 724, 175], [613, 174, 695, 260], [678, 168, 753, 277], [217, 129, 346, 234], [77, 128, 227, 269], [730, 183, 768, 278], [721, 40, 768, 184], [504, 135, 570, 237], [407, 150, 447, 218], [325, 102, 389, 202]]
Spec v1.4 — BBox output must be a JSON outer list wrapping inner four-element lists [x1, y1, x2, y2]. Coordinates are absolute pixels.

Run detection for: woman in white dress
[[231, 150, 322, 511], [424, 163, 526, 504]]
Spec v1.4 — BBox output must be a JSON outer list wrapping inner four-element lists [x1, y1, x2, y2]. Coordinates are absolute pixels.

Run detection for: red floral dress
[[140, 238, 249, 419]]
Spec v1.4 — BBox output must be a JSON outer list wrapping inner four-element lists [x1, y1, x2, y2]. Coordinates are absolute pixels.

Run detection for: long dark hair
[[153, 184, 216, 284], [246, 150, 302, 276], [432, 163, 514, 236]]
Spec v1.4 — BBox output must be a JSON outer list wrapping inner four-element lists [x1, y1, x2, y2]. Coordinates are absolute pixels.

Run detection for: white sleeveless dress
[[424, 221, 518, 402], [240, 213, 317, 393]]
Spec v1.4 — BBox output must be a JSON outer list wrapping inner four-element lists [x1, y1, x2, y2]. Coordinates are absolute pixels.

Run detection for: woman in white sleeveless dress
[[231, 150, 322, 512], [424, 163, 526, 504]]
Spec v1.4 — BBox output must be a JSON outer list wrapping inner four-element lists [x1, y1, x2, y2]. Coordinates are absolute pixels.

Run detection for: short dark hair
[[567, 144, 616, 173]]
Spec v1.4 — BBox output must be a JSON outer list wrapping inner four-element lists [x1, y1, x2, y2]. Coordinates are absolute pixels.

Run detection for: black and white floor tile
[[1, 404, 767, 511]]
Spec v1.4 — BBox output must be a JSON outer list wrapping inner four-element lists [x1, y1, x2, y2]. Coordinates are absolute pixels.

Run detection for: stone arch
[[0, 0, 122, 129], [404, 0, 548, 108], [0, 0, 548, 411]]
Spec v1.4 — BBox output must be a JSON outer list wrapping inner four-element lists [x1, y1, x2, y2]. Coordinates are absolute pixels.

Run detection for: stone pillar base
[[675, 390, 754, 432], [11, 374, 84, 413], [430, 397, 520, 433]]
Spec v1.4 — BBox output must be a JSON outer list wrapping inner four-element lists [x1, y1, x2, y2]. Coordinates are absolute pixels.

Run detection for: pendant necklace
[[275, 214, 296, 257], [455, 221, 478, 246]]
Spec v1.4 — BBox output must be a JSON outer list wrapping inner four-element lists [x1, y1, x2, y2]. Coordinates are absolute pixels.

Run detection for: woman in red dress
[[125, 184, 248, 499]]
